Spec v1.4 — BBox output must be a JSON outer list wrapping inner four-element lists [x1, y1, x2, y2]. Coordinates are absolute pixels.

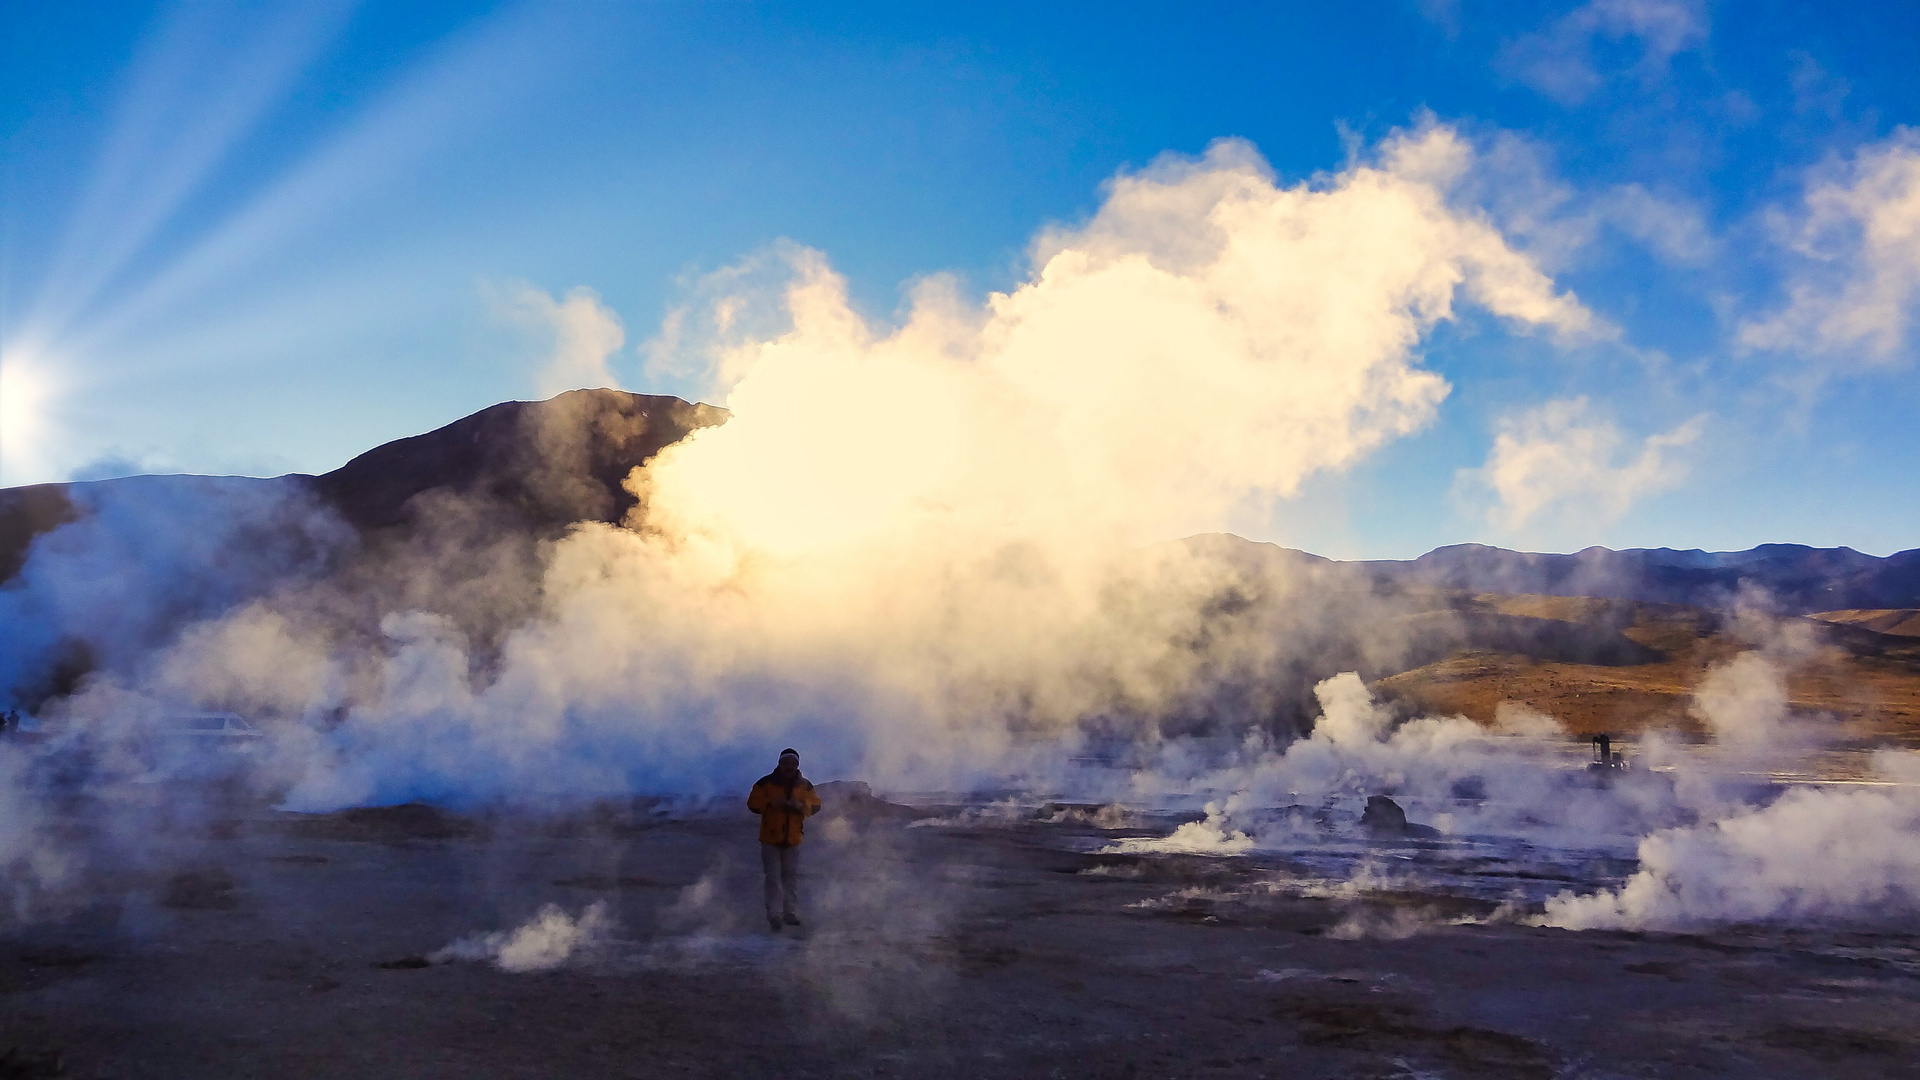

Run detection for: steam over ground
[[5, 123, 1920, 935]]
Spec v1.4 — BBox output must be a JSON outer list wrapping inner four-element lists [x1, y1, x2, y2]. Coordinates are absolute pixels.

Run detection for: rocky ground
[[3, 789, 1918, 1079]]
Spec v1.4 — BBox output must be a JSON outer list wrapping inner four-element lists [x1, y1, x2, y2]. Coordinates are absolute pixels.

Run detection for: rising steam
[[9, 122, 1915, 936], [256, 123, 1592, 805]]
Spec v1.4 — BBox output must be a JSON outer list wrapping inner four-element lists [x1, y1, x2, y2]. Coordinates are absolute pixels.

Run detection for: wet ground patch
[[159, 867, 237, 910], [551, 875, 676, 891], [1760, 1023, 1905, 1061], [273, 803, 480, 843], [1272, 988, 1555, 1079]]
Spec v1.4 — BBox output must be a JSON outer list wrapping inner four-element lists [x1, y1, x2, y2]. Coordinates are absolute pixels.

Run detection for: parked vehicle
[[159, 712, 264, 747], [144, 712, 266, 780]]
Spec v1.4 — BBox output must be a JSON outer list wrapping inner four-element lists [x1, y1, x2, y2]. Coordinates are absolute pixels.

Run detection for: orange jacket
[[748, 773, 822, 846]]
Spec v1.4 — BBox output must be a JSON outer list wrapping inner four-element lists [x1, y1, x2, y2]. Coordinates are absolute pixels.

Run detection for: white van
[[144, 712, 266, 779]]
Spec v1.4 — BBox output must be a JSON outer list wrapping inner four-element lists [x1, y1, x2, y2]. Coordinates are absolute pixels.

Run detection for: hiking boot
[[783, 912, 801, 927], [768, 916, 782, 932]]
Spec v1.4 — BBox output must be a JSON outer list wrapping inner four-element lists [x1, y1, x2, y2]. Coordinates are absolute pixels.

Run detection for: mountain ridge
[[2, 391, 1915, 614]]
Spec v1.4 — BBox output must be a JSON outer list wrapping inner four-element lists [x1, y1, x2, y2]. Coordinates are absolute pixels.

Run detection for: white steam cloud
[[157, 121, 1596, 807], [1542, 752, 1920, 931], [1090, 657, 1920, 933], [1085, 650, 1920, 935], [1690, 650, 1791, 748], [433, 901, 614, 972], [649, 127, 1594, 556]]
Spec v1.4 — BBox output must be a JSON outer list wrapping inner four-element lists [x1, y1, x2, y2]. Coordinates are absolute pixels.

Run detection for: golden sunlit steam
[[40, 124, 1601, 807], [640, 129, 1596, 569]]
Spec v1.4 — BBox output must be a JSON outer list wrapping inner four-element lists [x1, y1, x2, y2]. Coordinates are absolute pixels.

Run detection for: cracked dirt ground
[[3, 797, 1918, 1079]]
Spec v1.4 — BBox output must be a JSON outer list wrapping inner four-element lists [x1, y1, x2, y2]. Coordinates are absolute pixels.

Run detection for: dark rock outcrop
[[0, 482, 80, 582], [306, 389, 727, 535], [0, 390, 729, 586], [815, 780, 926, 821], [1361, 795, 1440, 839]]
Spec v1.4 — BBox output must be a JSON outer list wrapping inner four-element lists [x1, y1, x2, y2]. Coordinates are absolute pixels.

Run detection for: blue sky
[[4, 0, 1920, 558]]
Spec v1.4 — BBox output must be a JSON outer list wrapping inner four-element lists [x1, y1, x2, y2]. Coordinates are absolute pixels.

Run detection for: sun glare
[[0, 349, 56, 484]]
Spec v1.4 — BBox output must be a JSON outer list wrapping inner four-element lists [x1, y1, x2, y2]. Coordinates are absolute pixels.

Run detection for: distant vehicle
[[158, 712, 265, 748], [144, 712, 266, 779], [19, 710, 268, 788]]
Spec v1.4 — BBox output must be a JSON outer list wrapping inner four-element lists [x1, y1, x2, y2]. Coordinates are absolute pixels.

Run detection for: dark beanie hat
[[779, 748, 799, 761]]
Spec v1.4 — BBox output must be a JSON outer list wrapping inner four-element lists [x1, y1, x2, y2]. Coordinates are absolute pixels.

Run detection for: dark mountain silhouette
[[0, 390, 727, 582], [0, 482, 81, 582], [308, 389, 727, 533]]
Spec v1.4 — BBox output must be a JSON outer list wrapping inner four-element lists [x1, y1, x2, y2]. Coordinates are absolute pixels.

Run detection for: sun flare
[[0, 349, 56, 482]]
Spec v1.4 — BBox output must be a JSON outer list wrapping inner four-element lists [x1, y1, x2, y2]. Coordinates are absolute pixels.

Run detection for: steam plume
[[251, 124, 1592, 805]]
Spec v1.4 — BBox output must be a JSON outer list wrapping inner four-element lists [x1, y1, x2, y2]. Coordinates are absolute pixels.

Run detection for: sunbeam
[[26, 0, 360, 344], [56, 2, 563, 370]]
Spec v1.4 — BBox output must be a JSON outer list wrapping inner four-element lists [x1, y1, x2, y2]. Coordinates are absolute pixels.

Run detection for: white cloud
[[1463, 397, 1704, 530], [1430, 129, 1712, 271], [1502, 0, 1709, 105], [1739, 130, 1920, 363], [503, 285, 626, 396], [1598, 183, 1716, 264]]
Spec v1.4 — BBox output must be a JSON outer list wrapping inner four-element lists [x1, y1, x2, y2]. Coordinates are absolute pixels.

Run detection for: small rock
[[375, 956, 430, 970]]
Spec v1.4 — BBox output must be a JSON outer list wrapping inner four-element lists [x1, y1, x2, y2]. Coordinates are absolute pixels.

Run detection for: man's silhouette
[[746, 748, 821, 931]]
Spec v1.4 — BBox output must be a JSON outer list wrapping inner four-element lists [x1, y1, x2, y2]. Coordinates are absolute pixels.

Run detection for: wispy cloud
[[1461, 397, 1705, 531], [1501, 0, 1709, 105], [1597, 182, 1716, 264], [1422, 126, 1714, 274], [500, 285, 626, 396], [1740, 129, 1920, 365]]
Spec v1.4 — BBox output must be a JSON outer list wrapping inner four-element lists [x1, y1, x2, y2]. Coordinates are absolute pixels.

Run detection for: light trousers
[[760, 842, 799, 919]]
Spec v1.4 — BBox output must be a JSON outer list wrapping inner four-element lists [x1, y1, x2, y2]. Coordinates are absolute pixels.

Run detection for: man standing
[[747, 748, 821, 931]]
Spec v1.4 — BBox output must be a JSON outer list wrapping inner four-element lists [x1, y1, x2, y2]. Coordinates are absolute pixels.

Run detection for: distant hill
[[308, 389, 726, 533], [1812, 609, 1920, 637], [5, 392, 1920, 735], [1357, 542, 1920, 615], [5, 400, 1916, 610], [2, 397, 1913, 611], [1371, 592, 1920, 743], [1184, 535, 1920, 616], [0, 481, 83, 582], [0, 389, 728, 581]]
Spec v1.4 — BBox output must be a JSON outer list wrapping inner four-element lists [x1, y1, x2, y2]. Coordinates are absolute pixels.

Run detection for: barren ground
[[4, 790, 1919, 1079]]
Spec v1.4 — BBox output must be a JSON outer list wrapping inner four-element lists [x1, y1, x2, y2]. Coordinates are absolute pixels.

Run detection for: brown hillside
[[1374, 593, 1920, 745], [1812, 608, 1920, 637]]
